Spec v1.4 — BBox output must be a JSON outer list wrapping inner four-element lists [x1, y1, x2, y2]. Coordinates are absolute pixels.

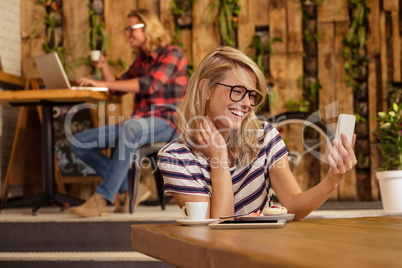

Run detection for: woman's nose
[[239, 93, 252, 106]]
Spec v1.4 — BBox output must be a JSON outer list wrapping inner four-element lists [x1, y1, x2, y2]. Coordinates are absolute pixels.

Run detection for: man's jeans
[[70, 117, 176, 203]]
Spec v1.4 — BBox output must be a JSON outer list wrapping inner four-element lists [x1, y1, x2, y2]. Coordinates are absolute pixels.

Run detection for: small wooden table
[[0, 89, 120, 213], [131, 216, 402, 268]]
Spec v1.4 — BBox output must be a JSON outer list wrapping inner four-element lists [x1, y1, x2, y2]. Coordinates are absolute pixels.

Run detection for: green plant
[[354, 112, 366, 123], [374, 103, 402, 171], [108, 58, 127, 70], [387, 82, 402, 105], [207, 0, 241, 46], [86, 3, 109, 53], [248, 34, 282, 113], [300, 0, 324, 43], [171, 0, 195, 47], [32, 1, 72, 74], [249, 34, 283, 73], [285, 75, 321, 113], [343, 0, 370, 94]]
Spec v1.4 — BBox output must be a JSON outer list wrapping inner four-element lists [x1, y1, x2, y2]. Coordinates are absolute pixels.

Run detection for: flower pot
[[376, 170, 402, 213]]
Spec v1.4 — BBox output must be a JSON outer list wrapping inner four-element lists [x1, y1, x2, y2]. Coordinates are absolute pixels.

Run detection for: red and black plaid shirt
[[113, 45, 187, 128]]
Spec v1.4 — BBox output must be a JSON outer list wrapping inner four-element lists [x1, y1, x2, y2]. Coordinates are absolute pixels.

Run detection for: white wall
[[0, 0, 22, 76], [0, 0, 22, 197]]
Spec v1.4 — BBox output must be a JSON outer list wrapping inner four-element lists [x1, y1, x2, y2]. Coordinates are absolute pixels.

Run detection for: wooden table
[[0, 89, 120, 213], [0, 89, 120, 105], [131, 216, 402, 268]]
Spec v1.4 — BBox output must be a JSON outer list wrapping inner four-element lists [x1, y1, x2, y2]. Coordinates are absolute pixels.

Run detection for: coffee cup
[[181, 202, 208, 221], [90, 50, 101, 61]]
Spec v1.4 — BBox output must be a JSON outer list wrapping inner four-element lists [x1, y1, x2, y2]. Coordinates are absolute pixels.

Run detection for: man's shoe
[[70, 193, 108, 217], [114, 183, 152, 213]]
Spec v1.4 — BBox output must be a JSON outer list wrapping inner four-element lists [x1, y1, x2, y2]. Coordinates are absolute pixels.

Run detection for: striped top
[[157, 122, 288, 214]]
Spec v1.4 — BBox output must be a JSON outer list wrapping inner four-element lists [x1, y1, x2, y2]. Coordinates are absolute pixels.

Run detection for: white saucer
[[176, 218, 218, 226], [241, 214, 295, 222]]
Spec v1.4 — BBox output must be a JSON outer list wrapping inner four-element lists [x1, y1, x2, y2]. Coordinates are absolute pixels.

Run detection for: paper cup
[[90, 50, 101, 61], [376, 170, 402, 213]]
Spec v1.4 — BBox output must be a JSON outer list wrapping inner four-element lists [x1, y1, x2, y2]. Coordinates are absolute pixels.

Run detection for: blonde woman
[[70, 9, 188, 217], [157, 46, 356, 220]]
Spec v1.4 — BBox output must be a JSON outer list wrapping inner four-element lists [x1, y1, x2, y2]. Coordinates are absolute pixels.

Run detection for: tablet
[[209, 219, 286, 229]]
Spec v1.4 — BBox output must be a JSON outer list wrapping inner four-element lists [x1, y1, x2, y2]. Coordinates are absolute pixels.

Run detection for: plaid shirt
[[113, 45, 187, 127]]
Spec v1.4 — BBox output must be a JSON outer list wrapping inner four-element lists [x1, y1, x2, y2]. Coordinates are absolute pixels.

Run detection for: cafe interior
[[0, 0, 401, 267]]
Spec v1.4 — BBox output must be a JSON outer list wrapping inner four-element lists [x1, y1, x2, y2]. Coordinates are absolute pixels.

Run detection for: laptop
[[34, 52, 108, 92]]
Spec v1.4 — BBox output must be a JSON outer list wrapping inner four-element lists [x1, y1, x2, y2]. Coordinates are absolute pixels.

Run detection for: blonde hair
[[176, 46, 267, 165], [128, 9, 171, 52]]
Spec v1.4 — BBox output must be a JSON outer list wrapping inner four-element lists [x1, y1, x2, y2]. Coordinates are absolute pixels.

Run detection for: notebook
[[34, 52, 108, 92]]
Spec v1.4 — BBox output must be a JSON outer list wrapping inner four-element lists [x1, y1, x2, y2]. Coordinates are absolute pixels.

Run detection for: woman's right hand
[[92, 54, 108, 69], [196, 116, 228, 160]]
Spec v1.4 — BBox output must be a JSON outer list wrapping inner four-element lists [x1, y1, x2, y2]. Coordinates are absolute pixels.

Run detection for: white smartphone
[[209, 219, 286, 229], [335, 114, 356, 146]]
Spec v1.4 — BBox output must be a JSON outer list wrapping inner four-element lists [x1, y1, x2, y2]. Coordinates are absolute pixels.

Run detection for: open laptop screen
[[34, 52, 108, 92], [34, 52, 71, 89]]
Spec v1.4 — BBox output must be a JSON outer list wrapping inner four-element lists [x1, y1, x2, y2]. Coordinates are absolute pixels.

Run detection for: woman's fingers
[[329, 135, 357, 176]]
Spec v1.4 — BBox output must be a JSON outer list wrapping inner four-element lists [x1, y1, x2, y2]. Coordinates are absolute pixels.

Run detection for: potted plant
[[374, 102, 402, 213]]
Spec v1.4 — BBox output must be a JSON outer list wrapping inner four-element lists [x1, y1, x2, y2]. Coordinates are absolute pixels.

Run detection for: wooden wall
[[20, 0, 401, 201]]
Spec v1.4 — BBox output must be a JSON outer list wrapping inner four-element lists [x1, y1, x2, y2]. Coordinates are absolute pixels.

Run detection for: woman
[[157, 46, 356, 220], [69, 9, 187, 217]]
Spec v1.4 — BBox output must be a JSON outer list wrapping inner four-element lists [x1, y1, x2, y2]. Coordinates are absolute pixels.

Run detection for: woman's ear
[[199, 79, 210, 100]]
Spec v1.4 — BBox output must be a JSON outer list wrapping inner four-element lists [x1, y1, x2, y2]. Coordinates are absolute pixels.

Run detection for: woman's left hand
[[77, 77, 105, 87], [327, 133, 358, 186]]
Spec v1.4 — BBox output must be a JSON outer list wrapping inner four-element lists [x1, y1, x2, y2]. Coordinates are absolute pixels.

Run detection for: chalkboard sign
[[53, 105, 97, 177]]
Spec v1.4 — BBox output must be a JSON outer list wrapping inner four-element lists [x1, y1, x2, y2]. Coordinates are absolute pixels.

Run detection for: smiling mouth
[[229, 109, 245, 117]]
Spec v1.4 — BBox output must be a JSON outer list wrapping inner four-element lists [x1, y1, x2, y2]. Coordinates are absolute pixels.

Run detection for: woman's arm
[[172, 116, 235, 219], [197, 116, 234, 218], [76, 54, 140, 93], [77, 77, 140, 93], [270, 133, 357, 220]]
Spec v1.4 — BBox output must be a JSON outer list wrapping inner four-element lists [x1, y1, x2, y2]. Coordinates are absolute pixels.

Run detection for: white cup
[[181, 202, 208, 221], [90, 50, 101, 61]]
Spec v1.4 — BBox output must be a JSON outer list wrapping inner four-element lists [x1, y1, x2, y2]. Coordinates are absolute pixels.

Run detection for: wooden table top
[[131, 216, 402, 268], [0, 89, 120, 106]]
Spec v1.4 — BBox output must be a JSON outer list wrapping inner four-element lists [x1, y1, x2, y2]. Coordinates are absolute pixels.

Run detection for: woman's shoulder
[[162, 45, 185, 58], [258, 120, 274, 134], [158, 137, 192, 156], [257, 120, 280, 142]]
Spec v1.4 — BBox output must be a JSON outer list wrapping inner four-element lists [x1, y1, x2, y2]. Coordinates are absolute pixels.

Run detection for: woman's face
[[125, 16, 147, 50], [205, 69, 256, 132]]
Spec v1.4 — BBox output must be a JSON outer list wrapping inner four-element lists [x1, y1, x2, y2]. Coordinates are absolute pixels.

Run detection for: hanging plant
[[171, 0, 195, 78], [249, 34, 283, 74], [284, 75, 322, 112], [86, 2, 109, 54], [171, 0, 195, 47], [343, 0, 370, 94], [32, 0, 71, 74], [207, 0, 241, 46], [282, 0, 324, 113]]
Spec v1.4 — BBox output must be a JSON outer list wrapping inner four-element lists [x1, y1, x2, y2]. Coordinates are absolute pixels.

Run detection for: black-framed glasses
[[217, 83, 263, 106], [123, 23, 145, 34]]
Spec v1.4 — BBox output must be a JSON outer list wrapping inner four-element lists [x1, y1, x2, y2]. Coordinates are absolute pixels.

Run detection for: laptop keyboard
[[71, 86, 108, 92]]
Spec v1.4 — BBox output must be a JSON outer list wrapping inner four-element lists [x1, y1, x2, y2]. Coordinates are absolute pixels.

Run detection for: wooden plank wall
[[367, 0, 401, 200], [269, 0, 303, 115], [317, 1, 357, 200], [19, 0, 402, 201]]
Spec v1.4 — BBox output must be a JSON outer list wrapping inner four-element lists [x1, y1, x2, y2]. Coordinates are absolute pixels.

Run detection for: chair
[[127, 143, 167, 214]]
